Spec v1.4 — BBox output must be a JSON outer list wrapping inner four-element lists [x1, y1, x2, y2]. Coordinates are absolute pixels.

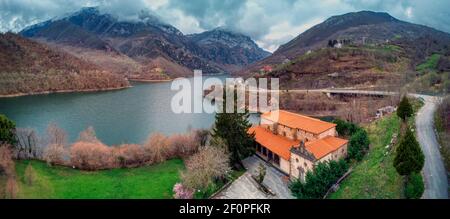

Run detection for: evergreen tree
[[404, 172, 425, 199], [212, 87, 255, 168], [397, 96, 413, 121], [394, 129, 425, 176], [348, 129, 370, 161], [0, 114, 16, 145]]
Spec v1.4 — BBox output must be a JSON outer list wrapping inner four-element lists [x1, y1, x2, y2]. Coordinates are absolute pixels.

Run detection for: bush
[[173, 183, 194, 199], [143, 133, 170, 164], [333, 119, 359, 137], [113, 144, 145, 168], [43, 144, 66, 166], [404, 172, 424, 199], [290, 159, 348, 199], [0, 114, 16, 145], [348, 129, 370, 161], [166, 132, 199, 158], [70, 141, 113, 170]]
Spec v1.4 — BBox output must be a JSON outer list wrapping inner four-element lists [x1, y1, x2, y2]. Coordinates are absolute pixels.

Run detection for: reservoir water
[[0, 75, 259, 145]]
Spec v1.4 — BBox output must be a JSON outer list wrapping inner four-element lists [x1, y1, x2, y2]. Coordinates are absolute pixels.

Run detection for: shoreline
[[129, 78, 173, 83], [0, 85, 132, 98]]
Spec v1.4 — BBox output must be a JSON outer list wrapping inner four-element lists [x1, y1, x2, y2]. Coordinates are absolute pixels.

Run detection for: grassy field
[[12, 159, 184, 199], [330, 114, 403, 199], [330, 99, 423, 199]]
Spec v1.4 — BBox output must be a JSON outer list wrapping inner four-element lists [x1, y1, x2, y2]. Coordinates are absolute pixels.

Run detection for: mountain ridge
[[237, 10, 450, 78], [19, 7, 269, 77]]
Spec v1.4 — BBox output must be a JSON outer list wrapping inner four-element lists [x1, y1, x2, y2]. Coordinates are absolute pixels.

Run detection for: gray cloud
[[1, 0, 449, 52]]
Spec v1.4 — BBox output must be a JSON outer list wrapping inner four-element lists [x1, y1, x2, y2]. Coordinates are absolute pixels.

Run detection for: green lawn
[[330, 114, 403, 199], [12, 159, 184, 199]]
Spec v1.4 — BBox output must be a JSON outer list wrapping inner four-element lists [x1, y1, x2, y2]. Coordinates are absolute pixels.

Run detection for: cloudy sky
[[1, 0, 449, 52]]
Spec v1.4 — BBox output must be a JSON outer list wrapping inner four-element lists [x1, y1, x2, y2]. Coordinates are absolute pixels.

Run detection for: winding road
[[413, 95, 448, 199]]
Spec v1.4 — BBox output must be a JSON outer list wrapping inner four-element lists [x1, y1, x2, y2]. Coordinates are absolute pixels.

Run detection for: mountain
[[187, 27, 270, 71], [237, 11, 450, 80], [0, 33, 129, 96], [20, 7, 269, 77]]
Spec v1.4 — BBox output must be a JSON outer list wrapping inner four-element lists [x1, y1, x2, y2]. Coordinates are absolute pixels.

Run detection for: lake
[[0, 75, 260, 145]]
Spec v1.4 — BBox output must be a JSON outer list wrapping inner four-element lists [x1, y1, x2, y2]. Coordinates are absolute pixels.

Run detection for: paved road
[[413, 95, 448, 199], [214, 156, 294, 199]]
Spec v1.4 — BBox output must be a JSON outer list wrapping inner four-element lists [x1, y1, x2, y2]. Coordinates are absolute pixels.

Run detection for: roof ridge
[[279, 110, 332, 124]]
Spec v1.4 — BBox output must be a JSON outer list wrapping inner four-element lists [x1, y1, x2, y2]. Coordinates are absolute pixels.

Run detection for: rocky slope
[[187, 27, 270, 71], [20, 7, 269, 77]]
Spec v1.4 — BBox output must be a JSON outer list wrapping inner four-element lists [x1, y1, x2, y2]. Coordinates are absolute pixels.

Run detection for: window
[[296, 158, 299, 163], [304, 162, 307, 167]]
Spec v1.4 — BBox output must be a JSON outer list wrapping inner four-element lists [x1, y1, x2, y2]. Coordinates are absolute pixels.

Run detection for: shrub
[[113, 144, 145, 168], [167, 132, 199, 158], [0, 114, 16, 145], [255, 163, 266, 184], [173, 183, 194, 199], [143, 133, 170, 164], [404, 172, 425, 199], [333, 119, 359, 137], [181, 146, 231, 190], [70, 141, 113, 170], [348, 129, 370, 161], [43, 144, 66, 166], [290, 159, 348, 199]]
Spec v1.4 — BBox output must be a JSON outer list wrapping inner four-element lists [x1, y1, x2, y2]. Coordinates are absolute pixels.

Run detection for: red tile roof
[[249, 126, 299, 160], [249, 125, 348, 161], [305, 136, 348, 160], [261, 110, 336, 135]]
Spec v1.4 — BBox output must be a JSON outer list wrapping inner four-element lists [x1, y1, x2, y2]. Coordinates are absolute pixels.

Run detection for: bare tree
[[143, 133, 169, 164], [46, 123, 67, 147], [78, 126, 99, 143], [14, 128, 41, 159], [43, 143, 66, 166], [181, 146, 231, 190]]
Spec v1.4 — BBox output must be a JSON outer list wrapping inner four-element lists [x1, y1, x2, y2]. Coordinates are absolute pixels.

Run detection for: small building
[[376, 106, 397, 118], [249, 110, 348, 181]]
